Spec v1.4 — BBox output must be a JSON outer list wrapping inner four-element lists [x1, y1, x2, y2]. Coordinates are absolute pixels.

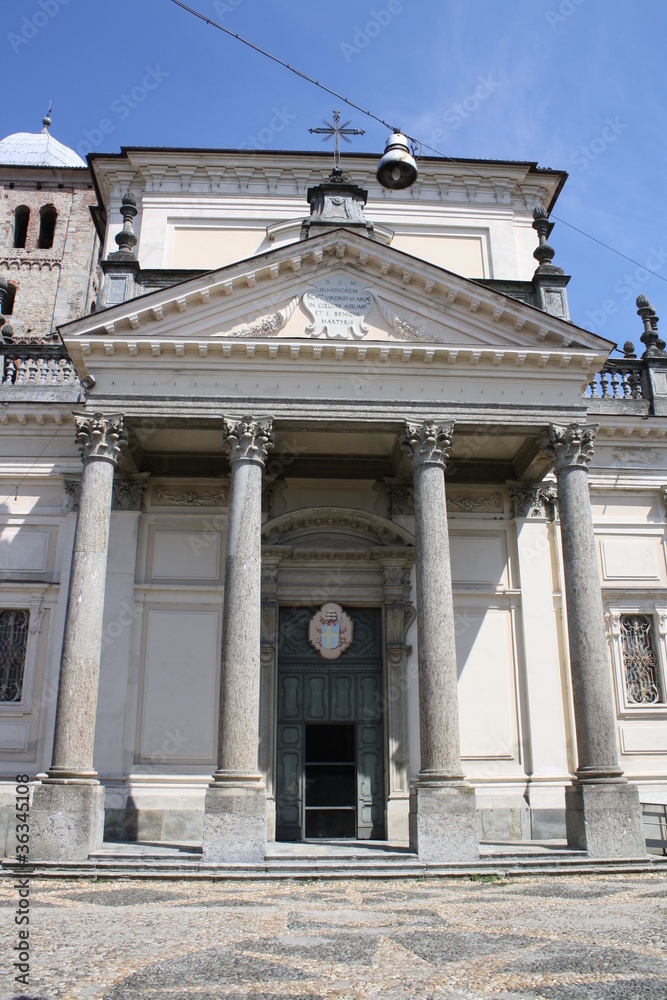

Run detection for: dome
[[0, 114, 86, 168]]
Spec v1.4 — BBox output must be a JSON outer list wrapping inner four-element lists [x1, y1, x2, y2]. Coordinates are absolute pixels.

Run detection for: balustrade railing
[[585, 358, 646, 400], [1, 344, 78, 387]]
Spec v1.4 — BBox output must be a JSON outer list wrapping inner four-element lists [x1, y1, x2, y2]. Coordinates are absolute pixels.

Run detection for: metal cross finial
[[309, 110, 365, 172]]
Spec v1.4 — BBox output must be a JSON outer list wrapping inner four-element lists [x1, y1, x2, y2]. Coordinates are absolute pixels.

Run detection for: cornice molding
[[70, 336, 602, 377], [596, 421, 667, 439], [94, 153, 560, 212]]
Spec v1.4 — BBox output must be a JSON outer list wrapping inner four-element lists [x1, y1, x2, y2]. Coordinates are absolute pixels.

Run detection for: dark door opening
[[276, 606, 385, 842], [305, 723, 355, 838]]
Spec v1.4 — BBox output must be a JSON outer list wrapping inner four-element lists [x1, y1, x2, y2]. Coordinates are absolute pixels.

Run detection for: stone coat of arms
[[308, 602, 353, 660]]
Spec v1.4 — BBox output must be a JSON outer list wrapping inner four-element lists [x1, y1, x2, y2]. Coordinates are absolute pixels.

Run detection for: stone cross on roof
[[309, 110, 365, 173]]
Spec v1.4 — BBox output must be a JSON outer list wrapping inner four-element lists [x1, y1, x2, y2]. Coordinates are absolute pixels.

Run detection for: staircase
[[2, 840, 666, 880]]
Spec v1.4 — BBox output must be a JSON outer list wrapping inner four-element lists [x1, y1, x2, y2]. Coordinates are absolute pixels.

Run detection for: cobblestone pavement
[[0, 873, 665, 999]]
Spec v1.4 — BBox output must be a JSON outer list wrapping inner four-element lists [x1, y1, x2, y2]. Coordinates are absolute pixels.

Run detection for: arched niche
[[259, 506, 416, 843]]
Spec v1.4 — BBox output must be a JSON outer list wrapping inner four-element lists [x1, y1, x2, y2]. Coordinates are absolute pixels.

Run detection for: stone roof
[[0, 127, 86, 168]]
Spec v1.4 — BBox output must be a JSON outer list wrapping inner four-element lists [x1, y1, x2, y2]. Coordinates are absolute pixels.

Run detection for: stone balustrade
[[2, 353, 78, 386], [585, 358, 645, 400], [1, 343, 80, 395]]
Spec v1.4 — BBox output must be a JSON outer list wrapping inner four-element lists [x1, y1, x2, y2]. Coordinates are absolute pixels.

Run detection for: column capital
[[401, 420, 454, 469], [508, 480, 558, 519], [541, 422, 597, 473], [223, 415, 274, 465], [74, 412, 125, 466]]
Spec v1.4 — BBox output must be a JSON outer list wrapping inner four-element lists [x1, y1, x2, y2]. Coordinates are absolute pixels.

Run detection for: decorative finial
[[0, 316, 15, 344], [113, 191, 138, 256], [636, 295, 666, 358], [532, 205, 563, 273], [622, 340, 636, 359], [309, 110, 365, 179], [41, 102, 52, 133]]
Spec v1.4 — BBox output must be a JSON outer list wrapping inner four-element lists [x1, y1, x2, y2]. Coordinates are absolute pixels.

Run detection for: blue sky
[[5, 0, 667, 352]]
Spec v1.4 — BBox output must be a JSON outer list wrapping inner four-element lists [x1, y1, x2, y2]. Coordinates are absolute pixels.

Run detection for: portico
[[27, 401, 647, 862]]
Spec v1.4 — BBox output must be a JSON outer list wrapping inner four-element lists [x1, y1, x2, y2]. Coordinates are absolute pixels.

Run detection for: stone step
[[2, 853, 664, 881]]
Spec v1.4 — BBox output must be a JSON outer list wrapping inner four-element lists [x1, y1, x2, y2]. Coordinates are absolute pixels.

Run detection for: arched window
[[1, 283, 16, 316], [13, 206, 30, 249], [38, 205, 57, 249]]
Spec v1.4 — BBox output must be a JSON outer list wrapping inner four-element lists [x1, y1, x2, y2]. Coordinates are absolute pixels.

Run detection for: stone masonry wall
[[0, 169, 99, 338]]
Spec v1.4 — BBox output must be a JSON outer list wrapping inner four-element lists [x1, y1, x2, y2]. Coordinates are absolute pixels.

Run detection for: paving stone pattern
[[0, 873, 665, 999]]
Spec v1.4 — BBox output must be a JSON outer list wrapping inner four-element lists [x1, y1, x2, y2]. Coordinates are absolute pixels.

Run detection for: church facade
[[1, 120, 666, 863]]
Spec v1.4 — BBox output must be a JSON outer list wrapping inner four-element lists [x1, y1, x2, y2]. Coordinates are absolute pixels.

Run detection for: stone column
[[203, 416, 274, 863], [401, 421, 478, 861], [31, 413, 125, 861], [542, 423, 645, 857]]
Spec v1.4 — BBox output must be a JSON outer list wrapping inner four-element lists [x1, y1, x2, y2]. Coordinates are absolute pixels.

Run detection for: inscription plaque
[[303, 275, 373, 340]]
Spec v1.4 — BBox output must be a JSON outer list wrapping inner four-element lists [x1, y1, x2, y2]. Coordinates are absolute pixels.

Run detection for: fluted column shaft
[[49, 413, 124, 781], [402, 421, 463, 781], [213, 416, 274, 781], [542, 423, 622, 781]]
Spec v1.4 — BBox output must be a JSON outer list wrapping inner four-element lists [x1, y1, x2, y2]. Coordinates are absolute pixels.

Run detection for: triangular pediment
[[60, 228, 613, 361]]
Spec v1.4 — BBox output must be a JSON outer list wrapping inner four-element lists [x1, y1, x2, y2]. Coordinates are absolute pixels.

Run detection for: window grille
[[0, 609, 29, 703], [621, 614, 663, 704]]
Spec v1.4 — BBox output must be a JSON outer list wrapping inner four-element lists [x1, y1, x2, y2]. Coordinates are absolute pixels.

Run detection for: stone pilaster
[[509, 480, 569, 839], [203, 416, 274, 863], [542, 423, 646, 857], [379, 554, 415, 842], [31, 413, 125, 861], [259, 551, 281, 842], [401, 421, 478, 861]]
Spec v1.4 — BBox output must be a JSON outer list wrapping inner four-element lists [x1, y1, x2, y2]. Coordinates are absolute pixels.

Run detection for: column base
[[202, 781, 266, 863], [565, 781, 646, 858], [409, 781, 479, 862], [27, 781, 105, 862]]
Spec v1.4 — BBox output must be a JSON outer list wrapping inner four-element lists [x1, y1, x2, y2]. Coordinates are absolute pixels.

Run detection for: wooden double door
[[275, 607, 385, 841]]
